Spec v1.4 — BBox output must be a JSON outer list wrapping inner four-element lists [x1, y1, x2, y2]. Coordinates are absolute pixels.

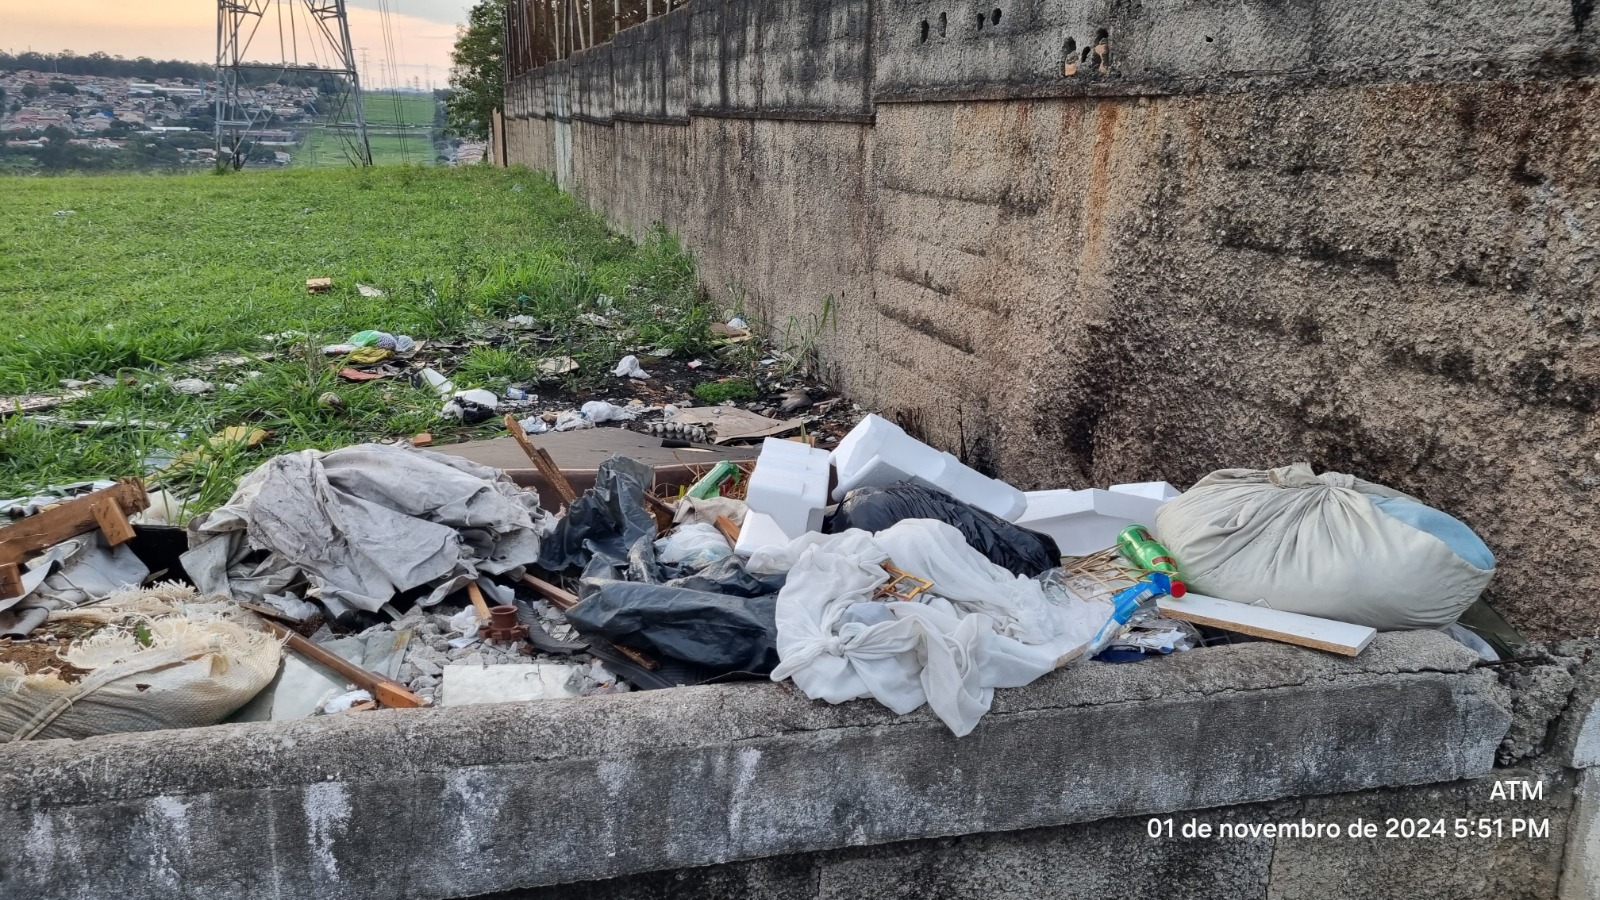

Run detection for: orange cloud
[[0, 0, 462, 89]]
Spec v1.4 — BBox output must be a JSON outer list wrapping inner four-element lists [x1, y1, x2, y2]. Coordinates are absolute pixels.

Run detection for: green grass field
[[0, 166, 712, 510], [360, 92, 438, 127], [294, 92, 441, 167]]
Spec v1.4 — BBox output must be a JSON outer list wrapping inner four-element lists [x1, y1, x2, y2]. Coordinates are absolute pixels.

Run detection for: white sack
[[751, 519, 1111, 736], [1153, 463, 1495, 631], [0, 585, 281, 742]]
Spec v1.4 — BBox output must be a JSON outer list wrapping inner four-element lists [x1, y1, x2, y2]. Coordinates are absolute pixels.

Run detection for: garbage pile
[[0, 404, 1509, 742]]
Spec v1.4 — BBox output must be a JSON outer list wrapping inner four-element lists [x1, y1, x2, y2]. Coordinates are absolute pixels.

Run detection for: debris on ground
[[0, 293, 1516, 741]]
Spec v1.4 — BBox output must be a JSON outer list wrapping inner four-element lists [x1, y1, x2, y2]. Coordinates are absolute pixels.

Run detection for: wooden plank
[[714, 515, 741, 545], [466, 581, 493, 621], [260, 618, 429, 708], [0, 479, 149, 567], [91, 498, 136, 546], [0, 564, 23, 600], [521, 573, 577, 611], [503, 415, 579, 506], [1157, 593, 1376, 657]]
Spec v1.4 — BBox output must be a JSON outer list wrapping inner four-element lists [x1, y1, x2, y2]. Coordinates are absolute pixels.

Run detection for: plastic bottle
[[1117, 525, 1182, 576], [1081, 573, 1186, 659]]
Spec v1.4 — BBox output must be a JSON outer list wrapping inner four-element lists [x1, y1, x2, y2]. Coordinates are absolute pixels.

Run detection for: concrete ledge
[[0, 633, 1509, 899]]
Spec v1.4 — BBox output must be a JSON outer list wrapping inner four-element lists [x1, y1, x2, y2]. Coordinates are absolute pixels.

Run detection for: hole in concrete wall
[[1205, 35, 1214, 42], [976, 12, 985, 30], [991, 8, 1002, 25], [1062, 38, 1078, 76], [920, 19, 930, 43], [1094, 28, 1111, 71], [940, 11, 948, 36]]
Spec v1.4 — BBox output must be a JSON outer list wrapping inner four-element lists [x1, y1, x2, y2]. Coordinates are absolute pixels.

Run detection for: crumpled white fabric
[[749, 519, 1111, 736], [183, 444, 553, 619]]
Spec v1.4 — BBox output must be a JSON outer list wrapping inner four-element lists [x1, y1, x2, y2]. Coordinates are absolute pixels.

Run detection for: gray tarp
[[183, 444, 552, 619]]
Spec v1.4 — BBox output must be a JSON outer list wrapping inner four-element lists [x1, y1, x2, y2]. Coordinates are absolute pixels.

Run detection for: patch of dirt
[[0, 620, 103, 682]]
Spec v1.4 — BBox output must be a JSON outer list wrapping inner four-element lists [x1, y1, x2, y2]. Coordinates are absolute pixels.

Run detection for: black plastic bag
[[567, 583, 779, 675], [827, 483, 1061, 577], [569, 532, 783, 676], [537, 455, 658, 571]]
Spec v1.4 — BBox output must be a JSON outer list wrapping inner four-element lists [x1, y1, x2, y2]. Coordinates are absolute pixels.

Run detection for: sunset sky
[[0, 0, 474, 89]]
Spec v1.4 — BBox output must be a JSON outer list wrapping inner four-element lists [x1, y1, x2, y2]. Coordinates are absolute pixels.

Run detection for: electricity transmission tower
[[214, 0, 372, 168]]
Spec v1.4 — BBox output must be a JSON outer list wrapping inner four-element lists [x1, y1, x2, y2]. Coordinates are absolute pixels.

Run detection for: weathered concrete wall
[[503, 0, 1600, 641], [1, 633, 1571, 900]]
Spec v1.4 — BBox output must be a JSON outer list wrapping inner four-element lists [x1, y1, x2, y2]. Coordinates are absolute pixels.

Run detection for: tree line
[[0, 51, 341, 88]]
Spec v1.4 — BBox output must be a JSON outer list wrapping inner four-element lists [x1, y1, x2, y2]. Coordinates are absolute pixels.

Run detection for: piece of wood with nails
[[0, 479, 148, 566], [0, 479, 149, 599], [259, 617, 429, 708]]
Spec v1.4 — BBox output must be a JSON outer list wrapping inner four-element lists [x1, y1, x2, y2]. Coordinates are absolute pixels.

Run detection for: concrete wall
[[12, 632, 1600, 900], [503, 0, 1600, 641]]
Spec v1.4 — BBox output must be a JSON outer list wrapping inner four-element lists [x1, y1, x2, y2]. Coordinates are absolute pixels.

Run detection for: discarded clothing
[[749, 519, 1112, 737], [183, 444, 553, 620]]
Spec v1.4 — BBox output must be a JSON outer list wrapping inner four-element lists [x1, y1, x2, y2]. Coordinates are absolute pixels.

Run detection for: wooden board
[[1157, 593, 1376, 657], [503, 415, 578, 506], [92, 498, 136, 546], [260, 618, 429, 708], [0, 479, 149, 569]]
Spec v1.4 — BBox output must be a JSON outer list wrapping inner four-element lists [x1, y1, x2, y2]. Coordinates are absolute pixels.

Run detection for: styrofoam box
[[1110, 481, 1182, 502], [829, 414, 1027, 521], [1014, 488, 1167, 556], [744, 438, 831, 540]]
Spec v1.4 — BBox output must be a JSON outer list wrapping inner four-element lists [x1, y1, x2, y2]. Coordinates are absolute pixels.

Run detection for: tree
[[22, 83, 40, 100], [50, 80, 78, 95], [446, 0, 504, 140]]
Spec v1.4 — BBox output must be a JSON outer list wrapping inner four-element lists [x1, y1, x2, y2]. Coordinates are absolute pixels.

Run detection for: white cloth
[[751, 520, 1111, 736]]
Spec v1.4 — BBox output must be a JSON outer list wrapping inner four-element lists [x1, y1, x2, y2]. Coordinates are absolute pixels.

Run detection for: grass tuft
[[0, 166, 710, 510]]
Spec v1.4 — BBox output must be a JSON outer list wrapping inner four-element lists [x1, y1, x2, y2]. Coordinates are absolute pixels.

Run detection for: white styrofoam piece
[[830, 454, 920, 502], [440, 663, 583, 707], [746, 439, 830, 539], [1110, 481, 1182, 502], [828, 415, 1027, 520], [1014, 488, 1165, 555], [734, 510, 791, 557]]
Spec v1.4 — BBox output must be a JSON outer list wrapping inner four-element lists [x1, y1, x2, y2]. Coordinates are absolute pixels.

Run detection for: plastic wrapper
[[655, 523, 733, 567], [827, 483, 1062, 577], [537, 456, 658, 571]]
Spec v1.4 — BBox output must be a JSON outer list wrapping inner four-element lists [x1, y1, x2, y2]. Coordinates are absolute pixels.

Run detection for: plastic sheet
[[537, 456, 659, 571], [828, 484, 1062, 577], [569, 533, 785, 676]]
